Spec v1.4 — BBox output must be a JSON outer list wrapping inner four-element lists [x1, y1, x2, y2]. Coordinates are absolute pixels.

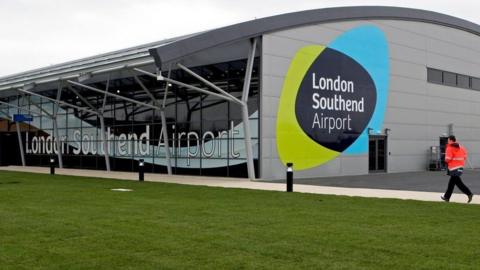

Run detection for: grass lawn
[[0, 170, 479, 269]]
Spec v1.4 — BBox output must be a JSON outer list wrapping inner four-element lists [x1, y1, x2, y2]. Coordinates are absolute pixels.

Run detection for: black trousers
[[444, 176, 473, 199]]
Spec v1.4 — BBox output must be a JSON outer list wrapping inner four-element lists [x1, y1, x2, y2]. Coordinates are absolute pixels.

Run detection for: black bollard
[[286, 162, 293, 192], [50, 158, 55, 175], [139, 159, 144, 181]]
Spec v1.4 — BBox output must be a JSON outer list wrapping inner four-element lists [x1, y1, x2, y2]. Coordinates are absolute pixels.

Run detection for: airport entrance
[[369, 135, 387, 173]]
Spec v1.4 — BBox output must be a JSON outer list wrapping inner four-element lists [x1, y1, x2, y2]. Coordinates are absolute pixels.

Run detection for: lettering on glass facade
[[8, 59, 259, 177], [24, 121, 243, 165]]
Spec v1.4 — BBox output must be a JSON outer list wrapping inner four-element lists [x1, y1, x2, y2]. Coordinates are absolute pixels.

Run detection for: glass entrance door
[[369, 135, 387, 172]]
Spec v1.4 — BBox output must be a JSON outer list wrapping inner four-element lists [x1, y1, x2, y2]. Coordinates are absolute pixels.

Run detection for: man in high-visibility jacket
[[441, 135, 474, 203]]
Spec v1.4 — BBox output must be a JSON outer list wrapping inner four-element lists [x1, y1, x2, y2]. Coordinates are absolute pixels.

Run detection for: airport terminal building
[[1, 6, 480, 180]]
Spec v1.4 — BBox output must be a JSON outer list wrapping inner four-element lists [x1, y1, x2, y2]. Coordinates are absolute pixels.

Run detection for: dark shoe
[[468, 194, 473, 203], [441, 195, 449, 202]]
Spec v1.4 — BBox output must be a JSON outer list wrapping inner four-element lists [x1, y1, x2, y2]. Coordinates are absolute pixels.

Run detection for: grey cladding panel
[[389, 76, 426, 95], [340, 156, 368, 175], [427, 53, 480, 77], [389, 60, 426, 80], [427, 38, 480, 65], [262, 75, 285, 97], [263, 35, 314, 59], [262, 55, 292, 78], [387, 91, 428, 109], [261, 95, 280, 118], [389, 43, 426, 65], [385, 123, 429, 140], [384, 107, 428, 125]]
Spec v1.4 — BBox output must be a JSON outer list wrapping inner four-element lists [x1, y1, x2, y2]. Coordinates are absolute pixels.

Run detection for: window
[[443, 72, 456, 86], [472, 78, 480, 90], [427, 68, 443, 84], [457, 75, 470, 89], [427, 67, 480, 91]]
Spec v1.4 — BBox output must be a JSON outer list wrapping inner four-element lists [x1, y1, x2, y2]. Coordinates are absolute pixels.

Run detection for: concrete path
[[1, 166, 478, 204]]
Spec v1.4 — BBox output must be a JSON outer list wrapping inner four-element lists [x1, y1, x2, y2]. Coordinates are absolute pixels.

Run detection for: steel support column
[[53, 83, 64, 168], [139, 45, 257, 180], [240, 38, 258, 180], [100, 78, 111, 171], [161, 68, 173, 175], [15, 121, 26, 167], [160, 110, 172, 174], [131, 72, 172, 175], [65, 81, 111, 171], [0, 102, 26, 167], [162, 45, 257, 180]]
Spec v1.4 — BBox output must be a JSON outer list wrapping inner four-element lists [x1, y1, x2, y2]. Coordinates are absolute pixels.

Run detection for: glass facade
[[2, 58, 260, 177]]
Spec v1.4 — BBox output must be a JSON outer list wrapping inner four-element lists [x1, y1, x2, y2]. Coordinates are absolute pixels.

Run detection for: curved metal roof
[[149, 6, 480, 68], [0, 32, 202, 90], [2, 6, 480, 91]]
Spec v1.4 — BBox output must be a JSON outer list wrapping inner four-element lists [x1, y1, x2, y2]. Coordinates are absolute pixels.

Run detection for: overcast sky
[[0, 0, 478, 77]]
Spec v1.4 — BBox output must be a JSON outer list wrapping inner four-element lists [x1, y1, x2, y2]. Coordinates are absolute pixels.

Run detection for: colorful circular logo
[[276, 25, 389, 170]]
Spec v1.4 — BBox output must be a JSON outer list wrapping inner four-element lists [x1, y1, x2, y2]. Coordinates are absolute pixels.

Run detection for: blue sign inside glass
[[13, 114, 34, 122]]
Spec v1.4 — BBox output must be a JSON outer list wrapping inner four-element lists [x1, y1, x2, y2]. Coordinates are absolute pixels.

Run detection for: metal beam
[[177, 63, 243, 105], [0, 109, 11, 120], [132, 68, 158, 79], [53, 83, 64, 168], [133, 67, 235, 102], [132, 73, 156, 103], [0, 100, 43, 117], [17, 88, 98, 115], [242, 38, 258, 102], [19, 91, 53, 118], [100, 77, 111, 171], [100, 77, 110, 114], [16, 122, 26, 167], [162, 67, 173, 174], [67, 80, 162, 111], [241, 38, 258, 180], [162, 67, 172, 108], [66, 85, 97, 111]]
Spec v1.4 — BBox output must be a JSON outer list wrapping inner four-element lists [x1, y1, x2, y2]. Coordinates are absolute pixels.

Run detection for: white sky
[[1, 0, 478, 76]]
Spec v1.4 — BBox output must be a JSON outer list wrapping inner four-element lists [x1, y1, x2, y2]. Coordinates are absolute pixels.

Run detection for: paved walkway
[[267, 170, 480, 193], [1, 166, 478, 204]]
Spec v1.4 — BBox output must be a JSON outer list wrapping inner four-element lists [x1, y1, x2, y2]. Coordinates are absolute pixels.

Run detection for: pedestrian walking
[[441, 135, 474, 203]]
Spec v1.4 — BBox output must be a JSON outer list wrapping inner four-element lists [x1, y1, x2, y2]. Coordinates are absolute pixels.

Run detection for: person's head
[[448, 135, 457, 144]]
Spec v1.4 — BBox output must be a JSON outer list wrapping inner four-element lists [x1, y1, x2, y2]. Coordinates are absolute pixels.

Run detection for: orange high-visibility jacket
[[445, 143, 467, 170]]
